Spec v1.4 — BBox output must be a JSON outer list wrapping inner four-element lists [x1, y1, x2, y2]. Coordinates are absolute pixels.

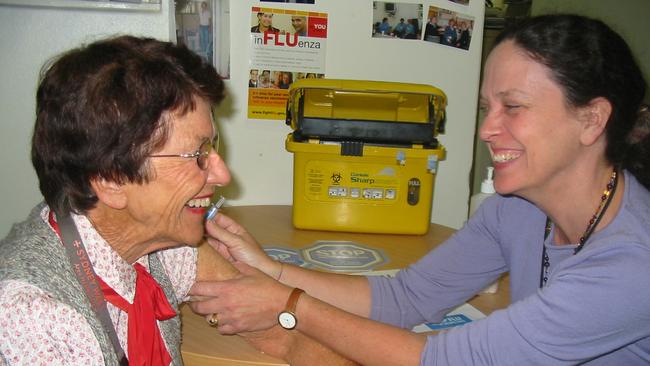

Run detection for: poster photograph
[[423, 5, 474, 50], [372, 2, 424, 40], [175, 0, 231, 78], [248, 7, 328, 120]]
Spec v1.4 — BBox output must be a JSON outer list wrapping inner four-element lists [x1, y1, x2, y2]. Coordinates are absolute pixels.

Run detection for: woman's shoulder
[[606, 170, 650, 248], [624, 169, 650, 210], [464, 194, 545, 245]]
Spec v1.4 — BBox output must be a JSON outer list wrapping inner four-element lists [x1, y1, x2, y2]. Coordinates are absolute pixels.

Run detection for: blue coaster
[[263, 246, 310, 267], [301, 241, 387, 272]]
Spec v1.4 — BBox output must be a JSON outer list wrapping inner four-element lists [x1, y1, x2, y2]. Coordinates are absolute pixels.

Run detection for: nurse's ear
[[579, 96, 612, 146], [90, 177, 127, 210]]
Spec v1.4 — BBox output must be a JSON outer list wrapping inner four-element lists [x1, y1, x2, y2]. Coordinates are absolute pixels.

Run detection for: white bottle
[[469, 166, 496, 217], [470, 166, 499, 294]]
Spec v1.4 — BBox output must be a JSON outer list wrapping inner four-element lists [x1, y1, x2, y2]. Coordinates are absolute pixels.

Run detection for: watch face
[[278, 311, 297, 329]]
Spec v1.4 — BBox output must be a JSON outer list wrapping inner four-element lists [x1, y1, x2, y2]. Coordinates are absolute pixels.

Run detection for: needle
[[205, 196, 226, 220]]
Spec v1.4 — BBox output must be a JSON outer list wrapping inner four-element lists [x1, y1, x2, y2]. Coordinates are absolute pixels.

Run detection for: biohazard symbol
[[331, 172, 342, 184]]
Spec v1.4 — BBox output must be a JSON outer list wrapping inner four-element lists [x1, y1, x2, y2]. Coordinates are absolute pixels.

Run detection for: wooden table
[[181, 205, 510, 366]]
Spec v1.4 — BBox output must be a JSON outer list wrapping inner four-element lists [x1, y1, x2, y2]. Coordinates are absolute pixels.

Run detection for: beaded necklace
[[539, 168, 619, 288]]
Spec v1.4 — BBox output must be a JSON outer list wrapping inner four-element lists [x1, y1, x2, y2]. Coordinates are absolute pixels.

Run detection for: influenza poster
[[248, 7, 328, 120]]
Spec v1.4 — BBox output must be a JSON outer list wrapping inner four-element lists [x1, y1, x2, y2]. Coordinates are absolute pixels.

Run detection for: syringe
[[204, 195, 226, 220]]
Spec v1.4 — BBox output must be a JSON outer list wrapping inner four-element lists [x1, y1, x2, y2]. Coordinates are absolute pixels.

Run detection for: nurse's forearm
[[296, 292, 426, 366], [278, 263, 372, 317]]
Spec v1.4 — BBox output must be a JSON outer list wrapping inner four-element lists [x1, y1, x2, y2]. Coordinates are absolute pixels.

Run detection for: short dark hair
[[495, 14, 649, 188], [31, 35, 225, 215]]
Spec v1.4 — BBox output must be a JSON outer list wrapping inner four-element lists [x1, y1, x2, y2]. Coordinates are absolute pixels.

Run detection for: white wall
[[0, 1, 174, 237], [0, 0, 484, 237]]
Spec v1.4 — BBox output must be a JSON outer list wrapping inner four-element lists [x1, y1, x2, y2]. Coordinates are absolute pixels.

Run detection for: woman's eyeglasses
[[149, 134, 219, 170]]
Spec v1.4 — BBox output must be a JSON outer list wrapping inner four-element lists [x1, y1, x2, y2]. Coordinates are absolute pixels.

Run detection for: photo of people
[[291, 15, 308, 36], [175, 0, 231, 78], [248, 69, 259, 87], [423, 5, 474, 51], [372, 2, 423, 40], [296, 72, 325, 79], [250, 10, 315, 36], [248, 70, 318, 89], [251, 11, 280, 33], [258, 69, 273, 88]]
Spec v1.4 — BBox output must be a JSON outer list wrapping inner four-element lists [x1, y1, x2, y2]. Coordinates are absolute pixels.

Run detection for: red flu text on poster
[[263, 32, 299, 47]]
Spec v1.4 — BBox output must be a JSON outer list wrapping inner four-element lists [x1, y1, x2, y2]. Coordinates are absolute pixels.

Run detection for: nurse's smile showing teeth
[[491, 152, 520, 163]]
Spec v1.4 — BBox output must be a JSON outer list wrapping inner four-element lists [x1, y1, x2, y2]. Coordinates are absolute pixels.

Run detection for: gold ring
[[208, 313, 219, 327]]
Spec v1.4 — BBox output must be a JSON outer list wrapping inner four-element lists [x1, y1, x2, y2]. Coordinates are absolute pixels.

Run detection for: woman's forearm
[[278, 263, 372, 317], [295, 292, 426, 366]]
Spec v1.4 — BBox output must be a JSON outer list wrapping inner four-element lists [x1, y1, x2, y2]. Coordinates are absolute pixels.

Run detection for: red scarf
[[99, 264, 177, 366], [49, 212, 177, 365]]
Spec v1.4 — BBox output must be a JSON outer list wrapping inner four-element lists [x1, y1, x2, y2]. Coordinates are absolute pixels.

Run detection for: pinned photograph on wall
[[248, 7, 328, 120], [175, 0, 231, 78], [372, 2, 424, 40], [423, 5, 474, 50]]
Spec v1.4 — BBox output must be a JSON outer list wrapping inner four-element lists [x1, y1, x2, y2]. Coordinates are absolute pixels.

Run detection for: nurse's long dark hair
[[494, 14, 649, 189]]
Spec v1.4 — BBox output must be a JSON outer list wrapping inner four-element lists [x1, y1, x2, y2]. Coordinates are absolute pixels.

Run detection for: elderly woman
[[191, 14, 650, 365], [0, 35, 238, 365], [0, 35, 355, 366]]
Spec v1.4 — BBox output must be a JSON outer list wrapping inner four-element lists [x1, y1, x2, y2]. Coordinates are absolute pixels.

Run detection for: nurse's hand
[[205, 213, 281, 278], [189, 262, 292, 334]]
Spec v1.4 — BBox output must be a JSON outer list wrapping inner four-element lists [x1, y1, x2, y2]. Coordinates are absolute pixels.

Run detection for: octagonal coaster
[[301, 241, 387, 272], [264, 246, 310, 267]]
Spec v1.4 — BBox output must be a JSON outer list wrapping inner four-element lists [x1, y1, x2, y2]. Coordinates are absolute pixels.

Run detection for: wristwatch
[[278, 287, 305, 330]]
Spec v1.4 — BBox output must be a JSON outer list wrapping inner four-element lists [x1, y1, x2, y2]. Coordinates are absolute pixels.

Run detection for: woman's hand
[[205, 213, 281, 278], [188, 261, 292, 334]]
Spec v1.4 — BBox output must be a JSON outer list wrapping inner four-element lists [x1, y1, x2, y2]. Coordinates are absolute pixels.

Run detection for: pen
[[204, 196, 226, 220]]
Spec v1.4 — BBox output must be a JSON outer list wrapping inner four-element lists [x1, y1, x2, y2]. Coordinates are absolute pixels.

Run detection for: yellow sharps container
[[285, 79, 447, 234]]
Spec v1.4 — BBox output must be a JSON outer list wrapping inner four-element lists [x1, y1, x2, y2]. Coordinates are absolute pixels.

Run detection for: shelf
[[0, 0, 160, 11]]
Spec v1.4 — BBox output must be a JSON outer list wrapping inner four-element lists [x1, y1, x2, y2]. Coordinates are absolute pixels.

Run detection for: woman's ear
[[579, 97, 612, 146], [90, 177, 127, 209]]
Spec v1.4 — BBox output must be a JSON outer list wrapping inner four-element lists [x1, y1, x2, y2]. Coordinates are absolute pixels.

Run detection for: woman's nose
[[478, 110, 500, 143], [206, 151, 231, 187]]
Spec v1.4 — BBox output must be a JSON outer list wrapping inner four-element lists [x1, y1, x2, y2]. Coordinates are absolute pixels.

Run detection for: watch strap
[[285, 287, 305, 313]]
